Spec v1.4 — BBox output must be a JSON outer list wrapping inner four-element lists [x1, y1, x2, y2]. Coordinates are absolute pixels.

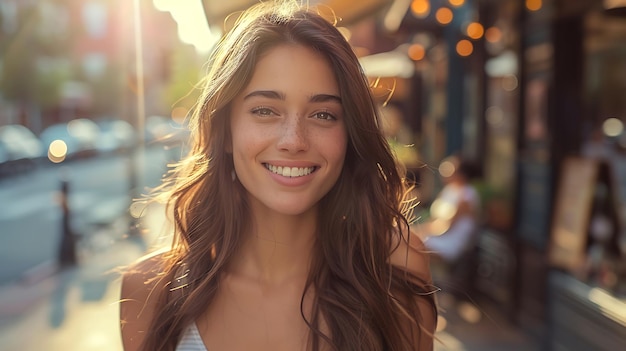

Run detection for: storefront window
[[583, 9, 626, 297]]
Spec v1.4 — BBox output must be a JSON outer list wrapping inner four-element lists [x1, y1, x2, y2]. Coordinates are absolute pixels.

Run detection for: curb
[[19, 260, 59, 286]]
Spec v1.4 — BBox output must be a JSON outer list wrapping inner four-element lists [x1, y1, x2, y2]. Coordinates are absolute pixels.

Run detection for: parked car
[[40, 118, 101, 161], [0, 124, 45, 177], [95, 118, 137, 155]]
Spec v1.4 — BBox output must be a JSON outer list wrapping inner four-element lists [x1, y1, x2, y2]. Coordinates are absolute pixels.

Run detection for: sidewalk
[[0, 244, 139, 351], [0, 207, 538, 351], [0, 204, 171, 351], [433, 292, 540, 351]]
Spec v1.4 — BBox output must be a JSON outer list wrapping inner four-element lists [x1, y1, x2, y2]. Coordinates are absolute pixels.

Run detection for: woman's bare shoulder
[[121, 247, 169, 297], [389, 225, 432, 283], [389, 226, 438, 348], [120, 247, 170, 351]]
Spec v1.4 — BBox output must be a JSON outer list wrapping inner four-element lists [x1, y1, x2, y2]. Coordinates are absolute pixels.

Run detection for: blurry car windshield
[[0, 125, 44, 160], [40, 119, 101, 157]]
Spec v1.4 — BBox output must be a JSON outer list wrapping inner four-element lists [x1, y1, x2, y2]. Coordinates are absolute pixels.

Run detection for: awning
[[359, 50, 414, 79]]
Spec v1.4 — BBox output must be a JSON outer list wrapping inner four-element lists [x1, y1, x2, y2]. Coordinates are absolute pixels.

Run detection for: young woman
[[120, 1, 437, 350]]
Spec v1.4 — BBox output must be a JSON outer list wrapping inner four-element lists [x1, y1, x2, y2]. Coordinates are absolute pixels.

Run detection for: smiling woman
[[120, 1, 437, 351]]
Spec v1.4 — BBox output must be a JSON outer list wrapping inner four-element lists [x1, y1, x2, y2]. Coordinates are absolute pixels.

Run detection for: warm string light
[[448, 0, 465, 7], [466, 22, 484, 39], [410, 0, 488, 57], [485, 26, 502, 43], [411, 0, 430, 18], [435, 7, 454, 25], [526, 0, 542, 11], [456, 39, 473, 56], [603, 117, 624, 137], [408, 43, 426, 61]]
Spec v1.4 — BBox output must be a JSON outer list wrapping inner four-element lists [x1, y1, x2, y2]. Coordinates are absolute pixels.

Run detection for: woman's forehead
[[239, 44, 340, 100]]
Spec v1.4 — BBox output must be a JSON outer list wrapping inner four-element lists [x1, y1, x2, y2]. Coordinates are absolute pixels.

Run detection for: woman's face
[[229, 44, 348, 217]]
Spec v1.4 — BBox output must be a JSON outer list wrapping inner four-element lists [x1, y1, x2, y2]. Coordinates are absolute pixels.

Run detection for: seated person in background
[[415, 155, 481, 264]]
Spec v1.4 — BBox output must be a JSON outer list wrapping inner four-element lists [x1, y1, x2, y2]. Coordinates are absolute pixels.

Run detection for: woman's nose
[[277, 116, 308, 153]]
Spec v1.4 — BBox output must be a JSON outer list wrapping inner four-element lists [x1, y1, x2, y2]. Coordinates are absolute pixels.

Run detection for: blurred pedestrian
[[119, 1, 437, 351], [415, 155, 481, 266]]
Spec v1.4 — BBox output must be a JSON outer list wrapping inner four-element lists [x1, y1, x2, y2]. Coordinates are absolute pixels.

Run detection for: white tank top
[[176, 323, 208, 351]]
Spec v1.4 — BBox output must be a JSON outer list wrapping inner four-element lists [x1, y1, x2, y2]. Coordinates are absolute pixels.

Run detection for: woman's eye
[[313, 111, 336, 120], [251, 107, 274, 116]]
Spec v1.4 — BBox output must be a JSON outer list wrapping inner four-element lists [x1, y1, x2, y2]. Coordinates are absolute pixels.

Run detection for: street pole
[[58, 170, 77, 267], [129, 0, 146, 237]]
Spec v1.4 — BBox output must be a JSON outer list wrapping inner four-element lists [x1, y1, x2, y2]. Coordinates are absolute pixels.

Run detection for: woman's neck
[[230, 205, 317, 286]]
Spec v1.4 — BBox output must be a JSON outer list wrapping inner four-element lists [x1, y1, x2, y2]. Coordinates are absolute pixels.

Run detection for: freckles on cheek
[[236, 136, 260, 159]]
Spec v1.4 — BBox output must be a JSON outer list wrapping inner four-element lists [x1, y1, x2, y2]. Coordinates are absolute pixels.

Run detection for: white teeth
[[266, 164, 315, 177]]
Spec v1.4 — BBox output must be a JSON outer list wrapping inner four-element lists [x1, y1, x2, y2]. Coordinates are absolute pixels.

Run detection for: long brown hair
[[139, 1, 436, 350]]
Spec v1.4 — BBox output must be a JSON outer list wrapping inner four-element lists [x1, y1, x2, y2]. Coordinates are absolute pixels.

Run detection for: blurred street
[[0, 146, 176, 350], [0, 147, 170, 284], [0, 0, 624, 350]]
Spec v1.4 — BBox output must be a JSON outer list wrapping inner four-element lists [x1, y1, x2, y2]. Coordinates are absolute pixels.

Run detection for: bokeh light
[[602, 117, 624, 137], [411, 0, 431, 18], [449, 0, 465, 7], [408, 43, 426, 61], [48, 139, 67, 163], [526, 0, 542, 11], [485, 26, 503, 43], [435, 7, 454, 25], [456, 39, 473, 56], [502, 74, 519, 91], [439, 159, 457, 178], [466, 22, 484, 39]]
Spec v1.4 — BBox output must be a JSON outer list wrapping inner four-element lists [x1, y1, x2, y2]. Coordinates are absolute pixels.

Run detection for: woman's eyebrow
[[309, 94, 342, 104], [243, 90, 285, 100], [242, 91, 341, 104]]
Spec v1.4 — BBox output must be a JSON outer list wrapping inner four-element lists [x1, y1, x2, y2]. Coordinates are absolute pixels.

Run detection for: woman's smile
[[229, 43, 347, 216], [263, 163, 317, 178]]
